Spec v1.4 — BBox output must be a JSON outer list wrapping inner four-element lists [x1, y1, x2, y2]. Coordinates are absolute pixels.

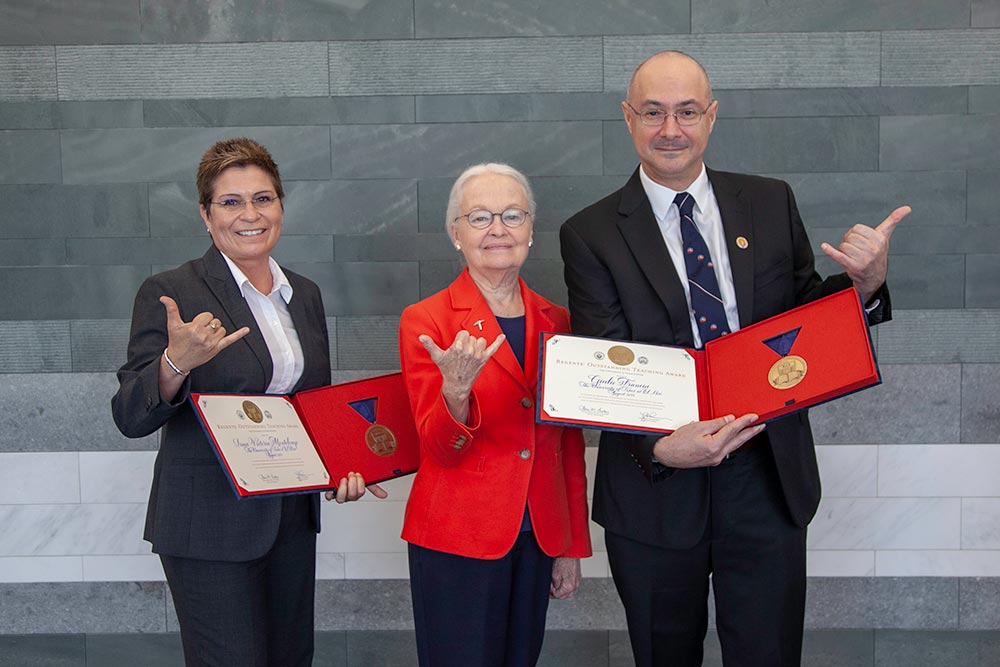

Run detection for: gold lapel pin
[[736, 236, 749, 250]]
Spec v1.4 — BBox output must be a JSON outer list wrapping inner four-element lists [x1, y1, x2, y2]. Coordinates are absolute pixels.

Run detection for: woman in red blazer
[[399, 163, 592, 667]]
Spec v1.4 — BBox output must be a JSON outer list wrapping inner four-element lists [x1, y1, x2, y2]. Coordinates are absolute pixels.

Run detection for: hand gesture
[[160, 296, 250, 374], [652, 414, 765, 468], [418, 330, 506, 402], [325, 471, 389, 504], [821, 205, 910, 303]]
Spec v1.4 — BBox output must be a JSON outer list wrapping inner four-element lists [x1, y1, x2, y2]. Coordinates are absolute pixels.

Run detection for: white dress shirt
[[639, 164, 741, 348], [220, 252, 305, 395]]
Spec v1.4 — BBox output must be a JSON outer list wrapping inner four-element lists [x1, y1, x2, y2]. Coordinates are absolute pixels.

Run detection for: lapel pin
[[736, 236, 749, 250], [473, 319, 485, 331]]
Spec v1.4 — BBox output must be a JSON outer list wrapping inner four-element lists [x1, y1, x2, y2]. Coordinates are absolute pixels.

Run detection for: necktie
[[675, 191, 728, 347]]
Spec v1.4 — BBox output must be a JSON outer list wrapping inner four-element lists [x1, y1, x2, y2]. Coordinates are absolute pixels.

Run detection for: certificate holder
[[538, 288, 880, 436], [190, 372, 420, 498]]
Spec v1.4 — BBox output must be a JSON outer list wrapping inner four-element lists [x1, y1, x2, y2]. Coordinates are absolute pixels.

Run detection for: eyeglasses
[[455, 208, 531, 229], [624, 100, 713, 127], [208, 194, 280, 213]]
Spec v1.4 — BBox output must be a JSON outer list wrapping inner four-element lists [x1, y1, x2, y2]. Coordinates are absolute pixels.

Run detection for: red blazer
[[399, 269, 592, 560]]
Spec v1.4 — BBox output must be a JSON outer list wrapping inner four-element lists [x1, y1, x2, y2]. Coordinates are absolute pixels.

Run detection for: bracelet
[[162, 349, 190, 376]]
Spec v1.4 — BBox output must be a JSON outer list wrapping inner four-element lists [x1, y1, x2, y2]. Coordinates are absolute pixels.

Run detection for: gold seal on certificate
[[365, 424, 398, 457], [768, 355, 807, 390], [607, 345, 635, 366], [241, 400, 264, 423]]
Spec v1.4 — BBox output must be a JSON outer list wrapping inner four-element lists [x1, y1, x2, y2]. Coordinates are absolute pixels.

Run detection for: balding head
[[627, 51, 712, 106]]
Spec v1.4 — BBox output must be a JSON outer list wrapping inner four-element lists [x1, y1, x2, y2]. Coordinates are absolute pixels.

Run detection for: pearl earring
[[528, 240, 533, 248], [455, 243, 461, 251]]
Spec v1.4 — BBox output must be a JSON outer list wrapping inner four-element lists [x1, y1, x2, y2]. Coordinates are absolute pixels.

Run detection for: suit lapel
[[201, 246, 274, 385], [708, 169, 755, 328]]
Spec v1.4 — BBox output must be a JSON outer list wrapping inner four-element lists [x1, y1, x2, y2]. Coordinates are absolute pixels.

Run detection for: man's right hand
[[652, 414, 765, 468]]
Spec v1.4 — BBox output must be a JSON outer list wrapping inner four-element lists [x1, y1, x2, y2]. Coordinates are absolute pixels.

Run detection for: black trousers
[[408, 531, 555, 667], [606, 445, 807, 667], [160, 494, 317, 667]]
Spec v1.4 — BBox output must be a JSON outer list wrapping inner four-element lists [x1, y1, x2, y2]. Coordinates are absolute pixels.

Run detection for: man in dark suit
[[560, 51, 908, 666]]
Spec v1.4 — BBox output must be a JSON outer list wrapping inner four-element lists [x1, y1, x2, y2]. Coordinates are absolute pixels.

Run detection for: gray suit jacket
[[112, 245, 331, 561]]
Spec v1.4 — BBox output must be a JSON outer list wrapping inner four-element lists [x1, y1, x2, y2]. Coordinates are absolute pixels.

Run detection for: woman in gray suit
[[112, 137, 378, 666]]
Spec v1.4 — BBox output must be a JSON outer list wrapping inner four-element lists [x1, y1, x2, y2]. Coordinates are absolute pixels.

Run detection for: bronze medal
[[365, 424, 397, 457], [607, 345, 635, 366], [768, 355, 808, 390], [242, 400, 264, 423]]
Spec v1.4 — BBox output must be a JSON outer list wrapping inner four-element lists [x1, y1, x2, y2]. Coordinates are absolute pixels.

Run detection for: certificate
[[538, 288, 881, 435]]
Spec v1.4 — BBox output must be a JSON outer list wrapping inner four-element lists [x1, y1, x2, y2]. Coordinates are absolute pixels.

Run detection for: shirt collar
[[639, 163, 710, 222], [219, 252, 294, 303]]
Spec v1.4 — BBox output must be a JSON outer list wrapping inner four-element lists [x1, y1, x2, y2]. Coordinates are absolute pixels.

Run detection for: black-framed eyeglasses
[[624, 100, 713, 127], [208, 194, 280, 213], [455, 208, 531, 229]]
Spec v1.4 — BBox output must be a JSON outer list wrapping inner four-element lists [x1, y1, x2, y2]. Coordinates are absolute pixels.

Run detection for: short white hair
[[444, 163, 537, 236]]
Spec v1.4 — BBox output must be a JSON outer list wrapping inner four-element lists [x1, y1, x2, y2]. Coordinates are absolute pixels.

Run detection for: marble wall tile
[[329, 122, 603, 179], [0, 47, 57, 102], [0, 453, 79, 505], [56, 43, 328, 100], [0, 266, 149, 319], [335, 317, 401, 370], [141, 0, 413, 42], [876, 311, 1000, 365], [963, 499, 1000, 549], [0, 372, 158, 453], [974, 1, 1000, 26], [880, 445, 1000, 497], [809, 364, 961, 445], [693, 0, 968, 32], [329, 38, 601, 96], [967, 171, 1000, 226], [966, 256, 1000, 307], [314, 580, 415, 630], [0, 0, 140, 45], [316, 553, 347, 580], [881, 115, 1000, 171], [875, 629, 1000, 665], [807, 550, 876, 577], [883, 30, 1000, 86], [61, 126, 331, 184], [961, 364, 1000, 443], [0, 582, 167, 633], [0, 321, 71, 373], [291, 261, 419, 317], [344, 553, 408, 579], [876, 551, 1000, 577], [0, 557, 82, 584], [0, 504, 147, 556], [604, 33, 881, 92], [816, 445, 877, 497], [960, 577, 1000, 629], [318, 501, 407, 554], [82, 555, 163, 582], [79, 451, 156, 504], [0, 131, 60, 184], [415, 92, 623, 123], [70, 320, 131, 373], [806, 577, 959, 629], [0, 184, 149, 239], [144, 96, 414, 128], [810, 498, 960, 550]]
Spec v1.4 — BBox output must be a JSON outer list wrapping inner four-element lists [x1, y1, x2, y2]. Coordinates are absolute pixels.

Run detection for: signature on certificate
[[579, 405, 609, 417]]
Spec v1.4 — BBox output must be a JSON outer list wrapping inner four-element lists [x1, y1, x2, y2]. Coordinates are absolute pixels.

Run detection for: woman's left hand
[[549, 557, 581, 599], [325, 472, 389, 503]]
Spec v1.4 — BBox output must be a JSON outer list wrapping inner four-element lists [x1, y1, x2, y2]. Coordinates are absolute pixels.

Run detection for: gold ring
[[209, 322, 218, 330]]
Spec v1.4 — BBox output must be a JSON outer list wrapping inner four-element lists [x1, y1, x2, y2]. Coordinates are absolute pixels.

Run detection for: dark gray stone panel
[[961, 578, 1000, 629], [85, 633, 184, 667], [0, 321, 71, 373], [0, 582, 167, 633], [777, 171, 965, 231], [812, 254, 964, 310], [966, 255, 1000, 307], [336, 234, 454, 262], [0, 240, 66, 266], [969, 85, 1000, 113], [336, 317, 401, 371], [0, 102, 54, 129], [329, 122, 603, 179], [328, 38, 602, 95], [609, 630, 634, 666], [288, 262, 420, 317], [314, 631, 348, 667], [875, 630, 1000, 666], [961, 364, 1000, 444], [881, 115, 1000, 171], [716, 87, 961, 117], [0, 1, 140, 45], [0, 131, 61, 184], [694, 0, 968, 32], [537, 630, 610, 667], [54, 102, 144, 129], [883, 30, 1000, 86], [0, 634, 85, 666], [60, 127, 331, 184], [0, 266, 149, 320], [967, 171, 1000, 227], [271, 235, 335, 263], [545, 578, 627, 630], [415, 0, 687, 37], [806, 577, 959, 629], [974, 1, 1000, 26], [419, 260, 466, 300], [65, 238, 210, 266], [415, 92, 624, 123], [56, 43, 329, 100], [810, 364, 961, 444], [812, 226, 1000, 255], [0, 184, 149, 239], [143, 97, 414, 127], [801, 630, 876, 667], [0, 47, 57, 102], [314, 580, 414, 631], [876, 311, 1000, 364], [0, 372, 158, 452], [603, 33, 881, 92], [345, 630, 417, 666], [140, 0, 413, 42], [70, 320, 132, 373]]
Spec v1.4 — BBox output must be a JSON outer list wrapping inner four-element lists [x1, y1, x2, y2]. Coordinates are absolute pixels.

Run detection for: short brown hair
[[196, 137, 284, 211]]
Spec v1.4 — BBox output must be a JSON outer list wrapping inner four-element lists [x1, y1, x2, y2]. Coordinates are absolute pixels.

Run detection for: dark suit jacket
[[112, 245, 331, 561], [560, 167, 890, 549]]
